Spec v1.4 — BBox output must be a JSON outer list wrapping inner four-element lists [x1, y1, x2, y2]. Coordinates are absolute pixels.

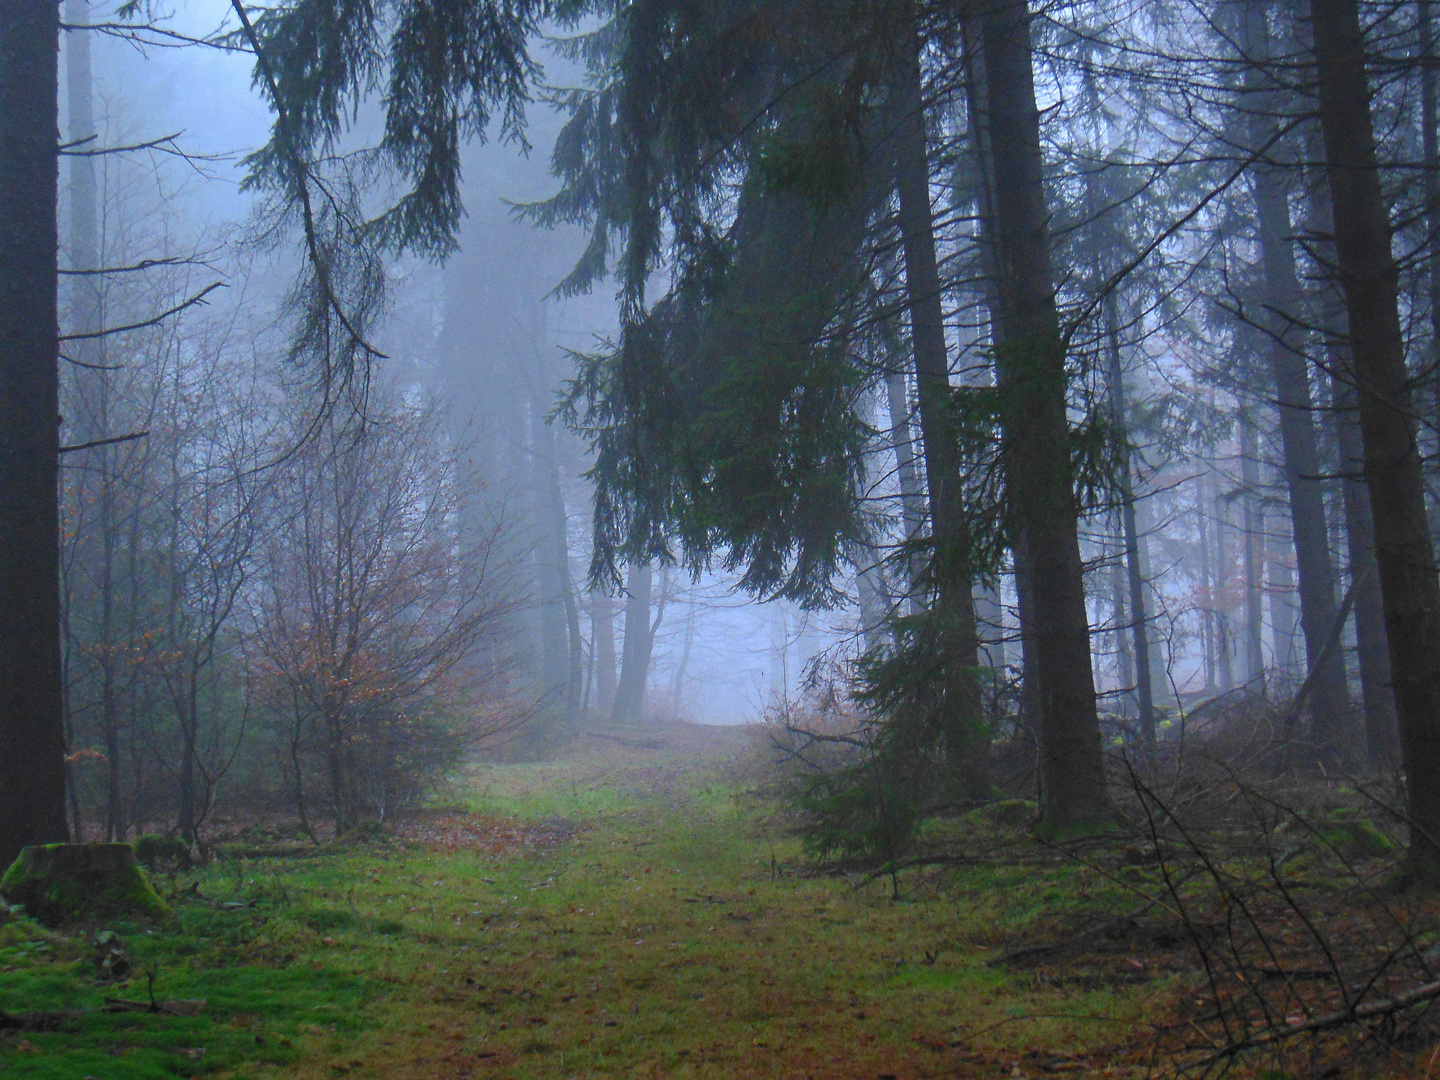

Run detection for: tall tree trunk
[[1270, 529, 1300, 677], [1103, 295, 1157, 748], [670, 585, 696, 715], [1309, 188, 1400, 765], [894, 19, 988, 798], [1333, 367, 1399, 764], [962, 13, 1041, 753], [612, 563, 653, 723], [542, 423, 582, 719], [1309, 0, 1440, 878], [884, 368, 926, 613], [1242, 0, 1351, 758], [1111, 553, 1134, 701], [66, 0, 123, 839], [1078, 59, 1156, 747], [970, 0, 1107, 830], [592, 591, 616, 715], [1239, 411, 1266, 684], [532, 413, 570, 713], [1198, 478, 1216, 693], [0, 0, 69, 868], [1210, 465, 1235, 692], [1422, 0, 1440, 469]]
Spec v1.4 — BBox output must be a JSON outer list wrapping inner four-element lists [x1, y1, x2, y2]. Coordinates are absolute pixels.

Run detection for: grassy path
[[1, 727, 1164, 1079]]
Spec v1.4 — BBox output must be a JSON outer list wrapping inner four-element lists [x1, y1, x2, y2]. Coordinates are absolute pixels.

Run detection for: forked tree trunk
[[969, 0, 1107, 830], [1309, 0, 1440, 879], [0, 0, 69, 869]]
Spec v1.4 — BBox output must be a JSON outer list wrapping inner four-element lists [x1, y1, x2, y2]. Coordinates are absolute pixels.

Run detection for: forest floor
[[1, 723, 1437, 1080]]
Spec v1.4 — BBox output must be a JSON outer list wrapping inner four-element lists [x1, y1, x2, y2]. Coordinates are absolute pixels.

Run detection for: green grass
[[1, 734, 1173, 1079]]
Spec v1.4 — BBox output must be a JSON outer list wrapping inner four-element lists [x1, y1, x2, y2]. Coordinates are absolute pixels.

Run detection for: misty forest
[[11, 0, 1440, 1076]]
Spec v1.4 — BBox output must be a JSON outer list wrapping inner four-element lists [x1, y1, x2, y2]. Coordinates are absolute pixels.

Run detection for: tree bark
[[0, 0, 69, 868], [612, 563, 653, 723], [1239, 410, 1266, 684], [1307, 186, 1400, 766], [884, 367, 927, 611], [1309, 0, 1440, 877], [894, 18, 988, 798], [1422, 0, 1440, 463], [969, 0, 1107, 829], [1247, 154, 1351, 756], [541, 422, 582, 719], [1332, 366, 1399, 764]]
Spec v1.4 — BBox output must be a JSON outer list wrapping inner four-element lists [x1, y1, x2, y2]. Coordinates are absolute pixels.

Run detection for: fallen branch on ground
[[1202, 977, 1440, 1062]]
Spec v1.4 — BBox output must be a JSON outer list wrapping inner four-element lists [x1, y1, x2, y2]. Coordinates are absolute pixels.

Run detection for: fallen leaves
[[392, 812, 575, 856]]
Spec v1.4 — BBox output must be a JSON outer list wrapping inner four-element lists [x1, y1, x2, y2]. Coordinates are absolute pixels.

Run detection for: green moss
[[1320, 819, 1396, 861], [966, 799, 1038, 829], [0, 843, 173, 927]]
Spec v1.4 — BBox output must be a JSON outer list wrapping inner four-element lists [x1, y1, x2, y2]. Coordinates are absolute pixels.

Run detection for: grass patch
[[5, 728, 1179, 1079]]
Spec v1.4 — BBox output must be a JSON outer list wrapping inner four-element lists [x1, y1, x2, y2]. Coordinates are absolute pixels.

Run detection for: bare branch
[[60, 255, 215, 277], [59, 431, 150, 455], [59, 282, 225, 341], [59, 351, 125, 372]]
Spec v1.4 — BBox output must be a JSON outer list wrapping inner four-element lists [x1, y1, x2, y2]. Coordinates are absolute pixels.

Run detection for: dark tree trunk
[[526, 390, 567, 712], [612, 564, 653, 723], [1248, 155, 1350, 755], [542, 423, 582, 719], [884, 368, 926, 611], [1422, 0, 1440, 459], [969, 0, 1107, 830], [1239, 411, 1266, 684], [1239, 0, 1350, 756], [894, 20, 988, 798], [1309, 0, 1440, 878], [1332, 368, 1399, 765], [1011, 531, 1044, 792], [0, 0, 69, 869], [1198, 478, 1216, 692], [1307, 188, 1400, 766]]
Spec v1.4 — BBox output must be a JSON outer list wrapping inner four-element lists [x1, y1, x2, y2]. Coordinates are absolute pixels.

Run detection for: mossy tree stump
[[0, 843, 172, 927]]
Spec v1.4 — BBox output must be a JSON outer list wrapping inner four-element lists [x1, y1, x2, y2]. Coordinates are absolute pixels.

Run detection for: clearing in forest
[[1, 723, 1435, 1079]]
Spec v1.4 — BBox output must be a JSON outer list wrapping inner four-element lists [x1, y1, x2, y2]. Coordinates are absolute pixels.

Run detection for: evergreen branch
[[227, 0, 389, 397]]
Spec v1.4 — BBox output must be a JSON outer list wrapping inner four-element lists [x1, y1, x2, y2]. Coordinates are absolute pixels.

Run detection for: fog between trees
[[4, 0, 1440, 877]]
